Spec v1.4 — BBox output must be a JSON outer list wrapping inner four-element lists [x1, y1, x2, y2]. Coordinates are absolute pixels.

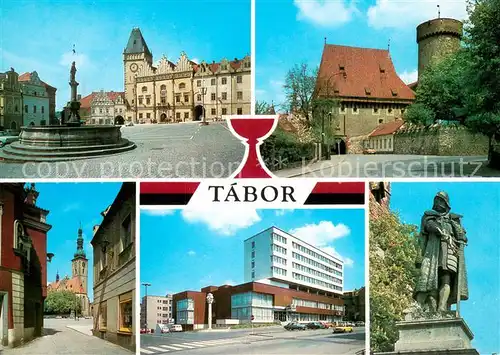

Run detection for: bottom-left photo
[[0, 182, 136, 354]]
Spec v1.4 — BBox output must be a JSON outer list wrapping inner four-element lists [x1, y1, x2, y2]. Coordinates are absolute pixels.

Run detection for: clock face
[[130, 63, 138, 72]]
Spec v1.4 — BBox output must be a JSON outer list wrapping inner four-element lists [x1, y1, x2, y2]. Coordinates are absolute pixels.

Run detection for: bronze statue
[[414, 191, 469, 314]]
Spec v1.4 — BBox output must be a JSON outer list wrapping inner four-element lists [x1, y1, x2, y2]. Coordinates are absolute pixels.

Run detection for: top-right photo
[[256, 0, 500, 178]]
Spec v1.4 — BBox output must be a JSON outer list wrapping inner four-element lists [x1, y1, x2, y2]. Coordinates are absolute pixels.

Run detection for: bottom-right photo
[[369, 181, 500, 355]]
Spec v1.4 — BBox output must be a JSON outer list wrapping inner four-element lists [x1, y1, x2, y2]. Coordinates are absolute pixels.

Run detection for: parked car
[[140, 328, 149, 334], [333, 325, 354, 333], [168, 324, 183, 332], [306, 322, 324, 329], [320, 322, 335, 328], [0, 131, 19, 147], [355, 321, 365, 327], [284, 322, 307, 331], [363, 148, 376, 154], [156, 324, 170, 334]]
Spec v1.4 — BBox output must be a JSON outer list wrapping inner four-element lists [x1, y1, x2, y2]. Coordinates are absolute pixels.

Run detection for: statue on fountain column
[[65, 61, 82, 126], [412, 191, 469, 316]]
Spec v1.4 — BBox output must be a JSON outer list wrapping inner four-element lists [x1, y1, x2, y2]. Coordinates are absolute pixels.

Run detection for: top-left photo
[[0, 0, 251, 179]]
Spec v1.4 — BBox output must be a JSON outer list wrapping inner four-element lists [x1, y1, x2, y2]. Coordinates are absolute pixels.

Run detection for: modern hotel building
[[172, 227, 345, 330]]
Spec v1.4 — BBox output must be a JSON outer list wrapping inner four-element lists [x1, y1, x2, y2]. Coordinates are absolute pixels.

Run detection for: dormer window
[[379, 65, 386, 73], [391, 88, 398, 97], [339, 64, 345, 71], [365, 87, 371, 95], [334, 89, 340, 94]]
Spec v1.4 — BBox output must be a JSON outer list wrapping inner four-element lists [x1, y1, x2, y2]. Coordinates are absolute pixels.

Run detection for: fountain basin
[[0, 125, 136, 162]]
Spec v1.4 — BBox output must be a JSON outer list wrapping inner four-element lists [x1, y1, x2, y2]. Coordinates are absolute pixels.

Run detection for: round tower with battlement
[[417, 18, 463, 79]]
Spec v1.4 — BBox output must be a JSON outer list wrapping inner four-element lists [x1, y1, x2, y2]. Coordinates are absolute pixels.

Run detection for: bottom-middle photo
[[139, 208, 366, 355]]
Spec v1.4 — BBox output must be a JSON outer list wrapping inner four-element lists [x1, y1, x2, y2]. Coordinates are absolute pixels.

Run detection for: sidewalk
[[66, 324, 93, 336]]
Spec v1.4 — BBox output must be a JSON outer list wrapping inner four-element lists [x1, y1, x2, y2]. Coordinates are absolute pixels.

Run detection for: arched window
[[142, 86, 147, 93], [179, 82, 186, 90], [160, 84, 166, 91]]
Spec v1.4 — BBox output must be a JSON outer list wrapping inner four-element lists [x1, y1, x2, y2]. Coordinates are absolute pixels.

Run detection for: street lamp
[[142, 282, 151, 331], [199, 82, 208, 126], [46, 252, 54, 262]]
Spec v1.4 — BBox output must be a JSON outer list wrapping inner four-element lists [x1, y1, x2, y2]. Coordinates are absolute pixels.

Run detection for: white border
[[135, 181, 141, 352]]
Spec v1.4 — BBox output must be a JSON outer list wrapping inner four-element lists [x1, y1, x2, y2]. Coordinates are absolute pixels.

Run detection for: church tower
[[123, 27, 153, 122], [71, 224, 88, 294]]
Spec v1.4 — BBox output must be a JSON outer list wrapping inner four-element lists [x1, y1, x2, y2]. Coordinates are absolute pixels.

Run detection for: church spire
[[56, 270, 60, 282], [74, 223, 86, 259]]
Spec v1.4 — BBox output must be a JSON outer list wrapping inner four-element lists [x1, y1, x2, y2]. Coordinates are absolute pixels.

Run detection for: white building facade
[[140, 295, 173, 330], [244, 227, 344, 296], [18, 72, 49, 126]]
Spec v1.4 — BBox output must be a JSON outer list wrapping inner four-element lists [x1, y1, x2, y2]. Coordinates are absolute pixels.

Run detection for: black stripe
[[140, 193, 193, 205], [304, 193, 365, 205]]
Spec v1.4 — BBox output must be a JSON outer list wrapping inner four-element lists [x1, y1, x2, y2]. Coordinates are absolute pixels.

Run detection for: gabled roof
[[316, 44, 415, 101], [369, 119, 405, 137], [18, 72, 56, 90], [124, 28, 152, 57], [79, 91, 125, 109]]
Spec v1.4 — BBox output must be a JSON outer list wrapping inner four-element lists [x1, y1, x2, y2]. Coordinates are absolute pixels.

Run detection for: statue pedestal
[[380, 317, 479, 355]]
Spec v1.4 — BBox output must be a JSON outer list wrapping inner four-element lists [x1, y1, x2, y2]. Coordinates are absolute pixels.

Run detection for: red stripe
[[311, 182, 365, 194], [140, 182, 200, 194]]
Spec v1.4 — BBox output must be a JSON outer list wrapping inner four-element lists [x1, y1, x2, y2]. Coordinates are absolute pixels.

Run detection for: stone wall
[[394, 124, 489, 156]]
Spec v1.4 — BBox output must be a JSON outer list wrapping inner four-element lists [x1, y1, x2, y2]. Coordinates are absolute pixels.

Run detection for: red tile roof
[[369, 119, 404, 137], [47, 276, 85, 294], [316, 44, 415, 101], [18, 72, 56, 90], [79, 91, 125, 109]]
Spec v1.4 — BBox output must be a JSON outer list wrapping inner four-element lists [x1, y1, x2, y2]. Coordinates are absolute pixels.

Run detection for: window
[[121, 214, 132, 251], [41, 106, 44, 114], [197, 80, 201, 87], [25, 105, 28, 113], [160, 84, 167, 91], [179, 82, 186, 90], [176, 95, 180, 103], [222, 108, 227, 115], [142, 86, 147, 93], [161, 97, 166, 104], [273, 233, 287, 244], [33, 105, 37, 113], [211, 93, 216, 101], [119, 293, 133, 333], [237, 108, 243, 115], [251, 271, 255, 278], [221, 77, 227, 85], [106, 108, 109, 114], [237, 91, 243, 100], [221, 92, 227, 100], [388, 108, 393, 115], [184, 95, 189, 103], [352, 106, 358, 114], [251, 261, 255, 268], [139, 97, 143, 105], [146, 113, 151, 119], [184, 112, 189, 119], [139, 113, 143, 119], [237, 76, 242, 83], [99, 302, 107, 330], [146, 98, 151, 105], [379, 119, 383, 124], [251, 241, 255, 248], [272, 244, 287, 255], [340, 106, 346, 113], [176, 112, 181, 119], [373, 107, 379, 114], [251, 251, 255, 258], [197, 94, 201, 101], [211, 108, 216, 115], [211, 78, 216, 85]]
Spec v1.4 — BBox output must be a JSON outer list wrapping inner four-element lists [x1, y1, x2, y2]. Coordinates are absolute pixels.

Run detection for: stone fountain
[[0, 62, 135, 162]]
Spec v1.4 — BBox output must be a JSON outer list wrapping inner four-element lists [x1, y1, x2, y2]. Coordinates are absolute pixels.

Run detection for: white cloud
[[62, 202, 81, 213], [367, 0, 467, 29], [59, 51, 89, 69], [223, 280, 235, 286], [294, 0, 357, 27], [399, 69, 418, 84], [290, 221, 354, 266], [187, 250, 196, 256], [142, 209, 176, 216], [275, 209, 294, 217], [181, 206, 261, 236]]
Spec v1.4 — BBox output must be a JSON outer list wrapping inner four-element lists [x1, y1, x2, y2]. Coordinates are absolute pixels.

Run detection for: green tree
[[283, 63, 317, 121], [311, 96, 339, 144], [463, 0, 500, 151], [255, 100, 274, 114], [370, 209, 419, 352], [403, 103, 436, 125], [44, 290, 82, 315]]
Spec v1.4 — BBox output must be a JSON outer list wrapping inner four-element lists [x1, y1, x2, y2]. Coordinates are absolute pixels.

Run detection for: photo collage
[[0, 1, 498, 355]]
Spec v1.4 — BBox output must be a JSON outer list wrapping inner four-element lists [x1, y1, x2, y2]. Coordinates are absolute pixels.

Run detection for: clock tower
[[123, 27, 153, 122], [71, 224, 88, 294]]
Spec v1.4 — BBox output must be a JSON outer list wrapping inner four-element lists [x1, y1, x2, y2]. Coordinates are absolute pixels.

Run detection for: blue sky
[[256, 0, 468, 109], [140, 207, 365, 297], [390, 182, 500, 355], [36, 182, 123, 301], [1, 0, 250, 110]]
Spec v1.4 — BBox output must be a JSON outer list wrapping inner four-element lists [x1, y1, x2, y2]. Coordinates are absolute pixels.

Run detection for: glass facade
[[176, 299, 194, 325], [231, 292, 274, 322]]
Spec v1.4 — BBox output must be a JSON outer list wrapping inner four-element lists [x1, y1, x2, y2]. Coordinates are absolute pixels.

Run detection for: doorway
[[332, 139, 347, 155], [194, 105, 203, 121]]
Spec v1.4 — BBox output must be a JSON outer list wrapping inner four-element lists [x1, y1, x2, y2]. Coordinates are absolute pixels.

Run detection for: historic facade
[[0, 184, 52, 348], [79, 91, 127, 125], [91, 182, 135, 352], [18, 72, 54, 126], [315, 44, 415, 143], [123, 28, 251, 124], [0, 69, 23, 131], [46, 226, 90, 317]]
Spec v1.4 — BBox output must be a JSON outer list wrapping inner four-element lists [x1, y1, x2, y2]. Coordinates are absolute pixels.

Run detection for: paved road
[[0, 122, 243, 178], [275, 154, 498, 178], [2, 318, 132, 354], [140, 327, 365, 355]]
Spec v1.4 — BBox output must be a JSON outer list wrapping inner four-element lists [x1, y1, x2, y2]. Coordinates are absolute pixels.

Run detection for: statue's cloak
[[414, 210, 469, 307]]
